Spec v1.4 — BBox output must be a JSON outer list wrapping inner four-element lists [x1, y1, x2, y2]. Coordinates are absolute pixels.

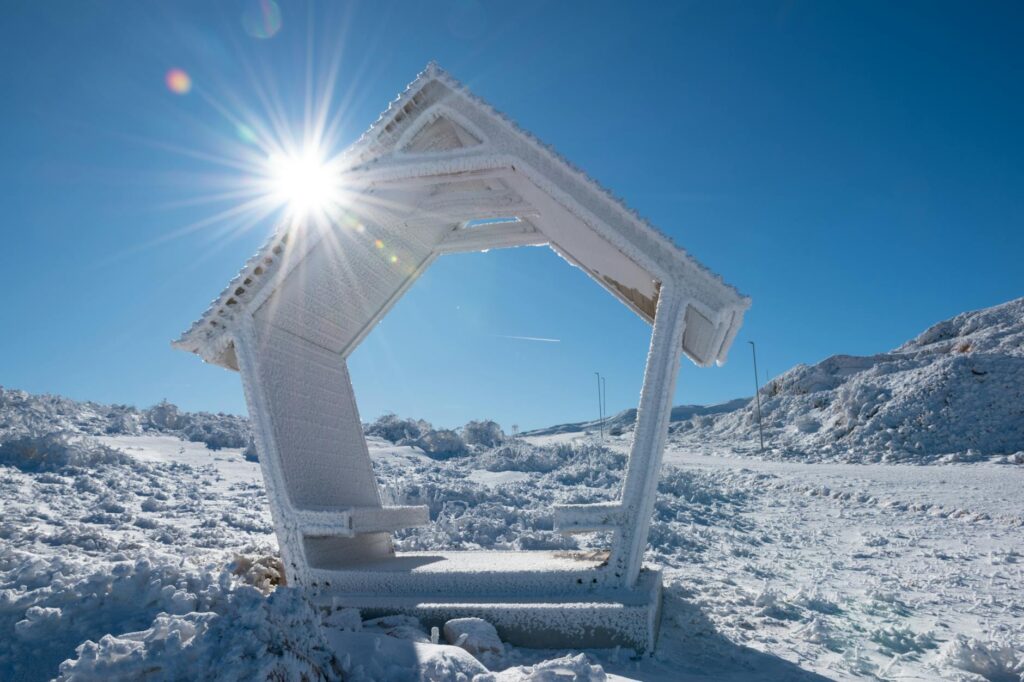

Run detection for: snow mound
[[678, 297, 1024, 462], [491, 653, 606, 681], [444, 617, 504, 656], [935, 635, 1023, 682], [56, 587, 340, 682]]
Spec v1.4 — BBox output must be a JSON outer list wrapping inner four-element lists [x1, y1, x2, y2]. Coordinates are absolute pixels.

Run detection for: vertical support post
[[595, 371, 604, 439], [610, 285, 688, 587], [232, 319, 310, 585]]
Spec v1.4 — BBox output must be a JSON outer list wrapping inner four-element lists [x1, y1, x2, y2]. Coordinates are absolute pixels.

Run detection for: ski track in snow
[[2, 425, 1021, 681]]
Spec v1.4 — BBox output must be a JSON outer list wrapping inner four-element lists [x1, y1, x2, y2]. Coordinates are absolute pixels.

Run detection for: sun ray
[[104, 4, 428, 279]]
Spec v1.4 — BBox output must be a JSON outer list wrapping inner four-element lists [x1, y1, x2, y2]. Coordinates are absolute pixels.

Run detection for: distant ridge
[[524, 398, 750, 436]]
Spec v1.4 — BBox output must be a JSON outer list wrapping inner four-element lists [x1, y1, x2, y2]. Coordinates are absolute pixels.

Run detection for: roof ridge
[[397, 64, 748, 304]]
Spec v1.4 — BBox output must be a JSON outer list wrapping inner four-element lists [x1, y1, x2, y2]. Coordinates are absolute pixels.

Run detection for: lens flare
[[121, 4, 369, 263], [265, 148, 338, 218], [242, 0, 283, 39], [165, 68, 192, 95], [236, 123, 259, 145]]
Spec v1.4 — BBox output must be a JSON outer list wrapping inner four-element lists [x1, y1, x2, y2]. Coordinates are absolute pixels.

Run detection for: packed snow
[[2, 298, 1023, 680]]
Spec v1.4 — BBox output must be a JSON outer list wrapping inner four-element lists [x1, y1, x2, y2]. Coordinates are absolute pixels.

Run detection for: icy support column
[[232, 319, 310, 586], [610, 285, 688, 587]]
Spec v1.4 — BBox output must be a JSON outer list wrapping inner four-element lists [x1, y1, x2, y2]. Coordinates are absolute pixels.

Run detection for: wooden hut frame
[[175, 64, 749, 651]]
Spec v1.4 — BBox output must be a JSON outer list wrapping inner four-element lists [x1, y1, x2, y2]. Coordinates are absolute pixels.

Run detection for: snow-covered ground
[[1, 299, 1022, 680], [2, 425, 1021, 681]]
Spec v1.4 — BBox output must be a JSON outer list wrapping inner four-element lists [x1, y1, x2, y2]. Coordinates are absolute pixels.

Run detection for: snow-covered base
[[313, 552, 662, 651], [2, 419, 1023, 680]]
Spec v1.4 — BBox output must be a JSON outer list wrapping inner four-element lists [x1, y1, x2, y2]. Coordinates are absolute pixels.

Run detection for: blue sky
[[1, 1, 1021, 430]]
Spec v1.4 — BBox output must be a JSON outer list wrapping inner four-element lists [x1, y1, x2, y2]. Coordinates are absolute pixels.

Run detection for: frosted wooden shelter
[[175, 64, 749, 651]]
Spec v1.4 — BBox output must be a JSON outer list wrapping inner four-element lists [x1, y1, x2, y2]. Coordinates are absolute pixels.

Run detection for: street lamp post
[[601, 375, 607, 434], [748, 341, 765, 453]]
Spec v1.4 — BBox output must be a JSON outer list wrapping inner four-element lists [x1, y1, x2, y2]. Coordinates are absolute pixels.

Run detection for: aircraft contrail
[[496, 335, 561, 343]]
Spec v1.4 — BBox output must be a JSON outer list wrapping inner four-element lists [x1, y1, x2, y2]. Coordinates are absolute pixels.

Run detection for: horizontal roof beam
[[436, 221, 548, 254]]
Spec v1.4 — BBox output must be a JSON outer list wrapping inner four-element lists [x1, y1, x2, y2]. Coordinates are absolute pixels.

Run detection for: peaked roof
[[174, 63, 750, 370]]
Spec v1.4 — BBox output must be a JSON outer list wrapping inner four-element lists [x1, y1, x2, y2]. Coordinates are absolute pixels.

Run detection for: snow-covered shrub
[[477, 442, 563, 473], [936, 634, 1023, 682], [145, 400, 184, 430], [365, 414, 430, 443], [477, 441, 623, 476], [103, 408, 142, 435], [230, 554, 285, 591], [181, 418, 251, 451], [462, 420, 504, 448], [0, 389, 255, 455], [0, 431, 130, 472], [870, 624, 935, 655], [416, 429, 467, 459], [752, 585, 802, 621]]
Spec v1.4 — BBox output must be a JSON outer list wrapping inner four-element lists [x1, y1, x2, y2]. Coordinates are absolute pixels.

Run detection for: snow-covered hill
[[671, 297, 1024, 463]]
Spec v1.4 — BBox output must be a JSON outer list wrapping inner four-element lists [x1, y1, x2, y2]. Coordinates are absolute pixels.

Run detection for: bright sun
[[266, 147, 338, 219]]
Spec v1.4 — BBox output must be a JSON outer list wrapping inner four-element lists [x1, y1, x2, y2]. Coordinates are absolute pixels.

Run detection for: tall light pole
[[601, 376, 607, 435], [594, 371, 604, 439], [748, 341, 765, 453]]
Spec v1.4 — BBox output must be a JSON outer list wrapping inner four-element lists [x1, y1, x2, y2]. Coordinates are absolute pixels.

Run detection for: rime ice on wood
[[173, 63, 750, 651]]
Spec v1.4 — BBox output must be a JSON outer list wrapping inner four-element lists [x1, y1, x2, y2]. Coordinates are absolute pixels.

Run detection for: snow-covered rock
[[444, 617, 504, 656], [490, 653, 606, 681]]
